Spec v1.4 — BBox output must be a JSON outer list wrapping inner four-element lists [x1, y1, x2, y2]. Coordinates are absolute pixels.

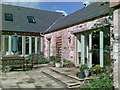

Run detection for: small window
[[27, 16, 36, 23], [4, 13, 13, 21]]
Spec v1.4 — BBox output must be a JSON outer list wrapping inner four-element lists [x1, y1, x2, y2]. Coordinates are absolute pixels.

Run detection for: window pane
[[5, 35, 9, 52], [32, 37, 35, 53], [5, 13, 13, 21], [37, 37, 41, 51], [26, 37, 29, 54], [18, 37, 22, 54], [27, 16, 36, 23]]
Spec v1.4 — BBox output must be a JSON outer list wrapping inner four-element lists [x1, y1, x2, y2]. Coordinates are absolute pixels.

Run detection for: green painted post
[[100, 31, 104, 67]]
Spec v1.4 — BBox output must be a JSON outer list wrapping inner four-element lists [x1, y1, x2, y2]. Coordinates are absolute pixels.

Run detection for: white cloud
[[56, 10, 68, 16]]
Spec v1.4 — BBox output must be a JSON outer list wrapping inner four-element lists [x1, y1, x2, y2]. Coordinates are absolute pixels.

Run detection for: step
[[50, 68, 84, 81], [50, 68, 96, 81], [41, 68, 81, 88]]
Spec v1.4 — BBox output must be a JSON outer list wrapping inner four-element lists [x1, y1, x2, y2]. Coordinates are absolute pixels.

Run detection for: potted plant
[[63, 60, 72, 67], [76, 64, 86, 79], [82, 64, 90, 77], [55, 58, 61, 67], [49, 56, 56, 64]]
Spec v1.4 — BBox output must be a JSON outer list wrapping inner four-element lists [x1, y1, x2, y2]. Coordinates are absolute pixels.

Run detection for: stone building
[[44, 2, 111, 68], [0, 4, 63, 57], [110, 0, 120, 89]]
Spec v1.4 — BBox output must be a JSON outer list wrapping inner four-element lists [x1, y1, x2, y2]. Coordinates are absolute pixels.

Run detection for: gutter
[[43, 16, 65, 34]]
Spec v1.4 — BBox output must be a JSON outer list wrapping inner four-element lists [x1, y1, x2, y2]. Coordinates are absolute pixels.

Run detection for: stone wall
[[44, 28, 75, 62], [44, 17, 107, 62], [112, 8, 120, 89], [110, 0, 120, 8]]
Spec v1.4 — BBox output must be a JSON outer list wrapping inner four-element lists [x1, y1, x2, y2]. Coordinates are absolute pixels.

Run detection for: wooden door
[[56, 36, 62, 58]]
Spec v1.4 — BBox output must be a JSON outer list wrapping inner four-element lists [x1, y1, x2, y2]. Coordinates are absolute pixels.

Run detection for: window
[[27, 16, 36, 23], [4, 13, 13, 21]]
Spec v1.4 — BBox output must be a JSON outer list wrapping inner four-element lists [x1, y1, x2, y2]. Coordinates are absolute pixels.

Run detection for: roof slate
[[0, 4, 63, 33], [45, 2, 110, 33]]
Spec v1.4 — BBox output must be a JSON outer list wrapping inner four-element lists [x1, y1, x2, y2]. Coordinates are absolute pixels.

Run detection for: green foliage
[[80, 74, 113, 88], [39, 55, 49, 64], [55, 57, 61, 63], [38, 59, 49, 64], [26, 51, 49, 64], [49, 56, 56, 61], [90, 67, 106, 73], [63, 60, 72, 65], [79, 64, 88, 72], [48, 63, 54, 66], [37, 51, 44, 55]]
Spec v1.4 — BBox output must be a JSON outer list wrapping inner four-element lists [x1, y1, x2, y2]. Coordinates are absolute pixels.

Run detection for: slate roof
[[45, 2, 110, 33], [0, 4, 63, 33]]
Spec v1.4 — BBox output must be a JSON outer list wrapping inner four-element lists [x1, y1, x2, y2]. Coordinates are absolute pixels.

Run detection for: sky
[[2, 2, 84, 14], [1, 0, 109, 14]]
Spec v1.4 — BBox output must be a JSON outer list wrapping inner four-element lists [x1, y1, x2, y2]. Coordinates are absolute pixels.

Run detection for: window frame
[[27, 16, 36, 23], [4, 13, 13, 21]]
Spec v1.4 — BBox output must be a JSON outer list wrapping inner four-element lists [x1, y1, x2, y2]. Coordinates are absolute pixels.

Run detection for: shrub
[[79, 64, 88, 72], [80, 74, 113, 88], [49, 56, 56, 61], [55, 58, 61, 63], [63, 60, 72, 65], [39, 57, 49, 64], [90, 67, 106, 73], [37, 51, 44, 55], [63, 60, 74, 67]]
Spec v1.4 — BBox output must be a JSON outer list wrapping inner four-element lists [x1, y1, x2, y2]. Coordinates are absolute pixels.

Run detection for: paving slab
[[0, 66, 66, 88]]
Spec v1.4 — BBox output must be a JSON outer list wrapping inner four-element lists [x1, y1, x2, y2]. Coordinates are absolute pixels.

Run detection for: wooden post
[[89, 33, 92, 68], [35, 37, 38, 53], [74, 35, 78, 66], [22, 36, 26, 56], [0, 35, 5, 57], [40, 37, 43, 52], [100, 31, 104, 67], [8, 36, 12, 55], [29, 37, 32, 54], [81, 34, 85, 64]]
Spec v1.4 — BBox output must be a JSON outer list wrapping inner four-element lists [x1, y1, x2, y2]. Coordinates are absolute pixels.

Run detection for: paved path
[[0, 67, 66, 88]]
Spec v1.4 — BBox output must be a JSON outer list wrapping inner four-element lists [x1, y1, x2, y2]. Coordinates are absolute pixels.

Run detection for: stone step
[[42, 68, 81, 88], [50, 67, 84, 81], [67, 85, 80, 88], [50, 67, 96, 82]]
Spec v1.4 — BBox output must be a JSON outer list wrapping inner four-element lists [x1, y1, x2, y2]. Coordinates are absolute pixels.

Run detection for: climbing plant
[[89, 2, 115, 68]]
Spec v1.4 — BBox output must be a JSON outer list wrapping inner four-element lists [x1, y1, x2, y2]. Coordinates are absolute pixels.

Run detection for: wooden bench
[[1, 56, 26, 71]]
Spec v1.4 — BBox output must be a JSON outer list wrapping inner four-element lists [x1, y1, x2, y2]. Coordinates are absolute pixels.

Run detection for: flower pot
[[49, 65, 55, 67], [76, 72, 85, 79], [55, 63, 61, 67], [84, 69, 90, 77]]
